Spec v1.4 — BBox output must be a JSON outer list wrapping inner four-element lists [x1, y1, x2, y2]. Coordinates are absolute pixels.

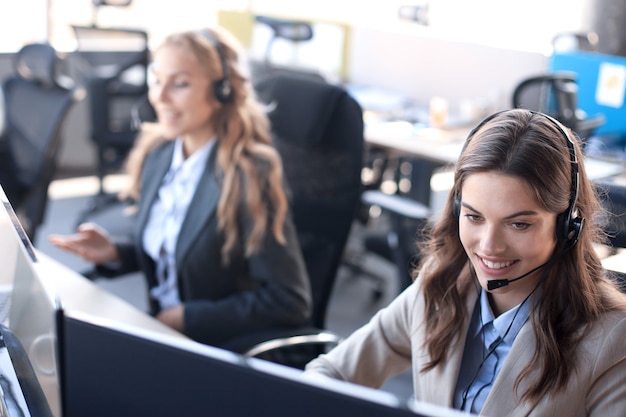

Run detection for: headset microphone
[[196, 29, 233, 104], [487, 261, 550, 290]]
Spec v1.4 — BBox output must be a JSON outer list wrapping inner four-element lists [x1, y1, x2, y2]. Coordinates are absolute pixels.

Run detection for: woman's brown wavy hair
[[414, 108, 626, 402], [121, 27, 288, 263]]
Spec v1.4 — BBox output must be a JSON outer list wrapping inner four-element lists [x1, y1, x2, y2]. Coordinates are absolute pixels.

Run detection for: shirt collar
[[171, 138, 215, 170], [477, 289, 532, 344], [164, 137, 215, 183]]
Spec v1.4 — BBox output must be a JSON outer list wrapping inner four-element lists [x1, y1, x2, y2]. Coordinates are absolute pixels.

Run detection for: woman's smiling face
[[148, 44, 218, 144], [458, 171, 558, 314]]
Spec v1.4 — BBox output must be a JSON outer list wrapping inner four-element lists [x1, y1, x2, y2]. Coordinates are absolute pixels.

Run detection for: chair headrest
[[14, 43, 59, 88], [254, 16, 313, 42]]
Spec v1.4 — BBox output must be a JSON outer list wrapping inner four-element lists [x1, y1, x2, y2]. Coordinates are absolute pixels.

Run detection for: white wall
[[348, 24, 550, 116]]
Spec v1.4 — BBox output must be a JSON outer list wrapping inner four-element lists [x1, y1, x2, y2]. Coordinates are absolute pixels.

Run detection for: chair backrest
[[254, 74, 364, 329], [552, 31, 599, 53], [0, 43, 79, 241], [512, 71, 604, 141], [513, 72, 580, 126], [71, 25, 149, 196]]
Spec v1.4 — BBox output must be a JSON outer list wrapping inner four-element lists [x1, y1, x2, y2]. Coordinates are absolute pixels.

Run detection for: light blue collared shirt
[[453, 290, 532, 414], [143, 138, 215, 309]]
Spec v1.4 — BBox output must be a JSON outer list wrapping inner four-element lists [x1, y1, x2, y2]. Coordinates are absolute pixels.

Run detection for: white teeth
[[481, 258, 513, 269]]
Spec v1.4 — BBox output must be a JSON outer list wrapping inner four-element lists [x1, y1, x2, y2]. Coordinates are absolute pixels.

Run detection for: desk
[[364, 120, 626, 224], [365, 121, 626, 181], [35, 252, 186, 338], [12, 251, 188, 417], [35, 262, 465, 417], [601, 250, 626, 274], [365, 121, 468, 166]]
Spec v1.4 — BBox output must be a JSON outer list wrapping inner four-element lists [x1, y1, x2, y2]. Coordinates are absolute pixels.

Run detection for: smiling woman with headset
[[49, 27, 311, 350], [305, 109, 626, 416]]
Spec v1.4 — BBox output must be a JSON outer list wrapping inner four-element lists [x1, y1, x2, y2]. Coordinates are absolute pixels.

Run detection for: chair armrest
[[362, 190, 431, 220], [243, 330, 344, 358]]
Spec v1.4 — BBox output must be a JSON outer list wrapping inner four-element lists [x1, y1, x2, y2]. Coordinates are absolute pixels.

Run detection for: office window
[[243, 0, 587, 54], [0, 0, 50, 52], [0, 1, 587, 55]]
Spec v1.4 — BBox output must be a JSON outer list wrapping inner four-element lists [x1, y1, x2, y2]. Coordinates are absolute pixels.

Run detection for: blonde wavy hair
[[121, 27, 288, 263]]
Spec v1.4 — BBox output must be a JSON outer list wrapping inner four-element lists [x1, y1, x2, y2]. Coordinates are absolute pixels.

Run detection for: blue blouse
[[453, 289, 531, 413]]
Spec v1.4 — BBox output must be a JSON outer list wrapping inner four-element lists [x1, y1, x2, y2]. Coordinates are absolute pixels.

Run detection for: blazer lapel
[[481, 323, 540, 416], [175, 145, 220, 265], [422, 288, 478, 406]]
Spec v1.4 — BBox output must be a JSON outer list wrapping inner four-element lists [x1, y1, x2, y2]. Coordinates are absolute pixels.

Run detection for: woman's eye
[[168, 78, 191, 89], [464, 213, 481, 222], [511, 222, 530, 230]]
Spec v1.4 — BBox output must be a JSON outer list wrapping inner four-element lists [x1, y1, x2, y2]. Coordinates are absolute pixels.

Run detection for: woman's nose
[[479, 224, 506, 254]]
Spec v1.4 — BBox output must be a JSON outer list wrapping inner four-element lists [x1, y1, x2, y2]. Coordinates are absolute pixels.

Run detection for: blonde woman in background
[[50, 27, 311, 350]]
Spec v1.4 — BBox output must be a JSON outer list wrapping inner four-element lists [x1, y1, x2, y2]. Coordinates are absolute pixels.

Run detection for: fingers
[[76, 222, 106, 234], [47, 234, 88, 258], [49, 223, 107, 244], [47, 222, 114, 263], [48, 233, 81, 249]]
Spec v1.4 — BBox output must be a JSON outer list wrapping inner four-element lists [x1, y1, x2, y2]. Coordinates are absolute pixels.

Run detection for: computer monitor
[[0, 186, 57, 416], [57, 307, 466, 417], [1, 184, 469, 417]]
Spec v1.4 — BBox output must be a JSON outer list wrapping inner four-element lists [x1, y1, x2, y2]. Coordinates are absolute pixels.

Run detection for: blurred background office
[[0, 0, 623, 175], [0, 0, 622, 173]]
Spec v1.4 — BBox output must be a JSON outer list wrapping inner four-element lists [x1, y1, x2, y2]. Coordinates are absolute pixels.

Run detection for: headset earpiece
[[213, 78, 232, 104], [557, 209, 584, 250], [197, 29, 233, 104], [568, 216, 584, 246]]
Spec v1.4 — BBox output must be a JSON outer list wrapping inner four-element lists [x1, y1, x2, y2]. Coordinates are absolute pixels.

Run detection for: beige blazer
[[305, 271, 626, 416]]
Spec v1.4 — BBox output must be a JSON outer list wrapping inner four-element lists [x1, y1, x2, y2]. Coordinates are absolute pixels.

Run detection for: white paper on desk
[[595, 62, 626, 108], [366, 121, 416, 139], [583, 157, 625, 180]]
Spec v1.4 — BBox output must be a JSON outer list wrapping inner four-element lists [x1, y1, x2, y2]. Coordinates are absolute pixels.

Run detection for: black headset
[[454, 109, 584, 250], [197, 29, 233, 104]]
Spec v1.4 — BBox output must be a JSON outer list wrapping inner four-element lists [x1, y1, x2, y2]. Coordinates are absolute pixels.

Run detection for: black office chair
[[512, 71, 605, 143], [0, 43, 81, 242], [71, 25, 149, 212], [228, 74, 365, 368], [250, 15, 326, 85]]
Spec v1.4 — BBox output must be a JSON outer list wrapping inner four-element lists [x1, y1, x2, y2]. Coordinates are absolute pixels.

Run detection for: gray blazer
[[306, 268, 626, 416], [112, 140, 312, 348]]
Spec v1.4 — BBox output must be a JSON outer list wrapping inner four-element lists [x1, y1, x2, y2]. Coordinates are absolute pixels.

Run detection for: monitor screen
[[57, 307, 467, 417], [1, 185, 470, 417], [0, 186, 59, 416]]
